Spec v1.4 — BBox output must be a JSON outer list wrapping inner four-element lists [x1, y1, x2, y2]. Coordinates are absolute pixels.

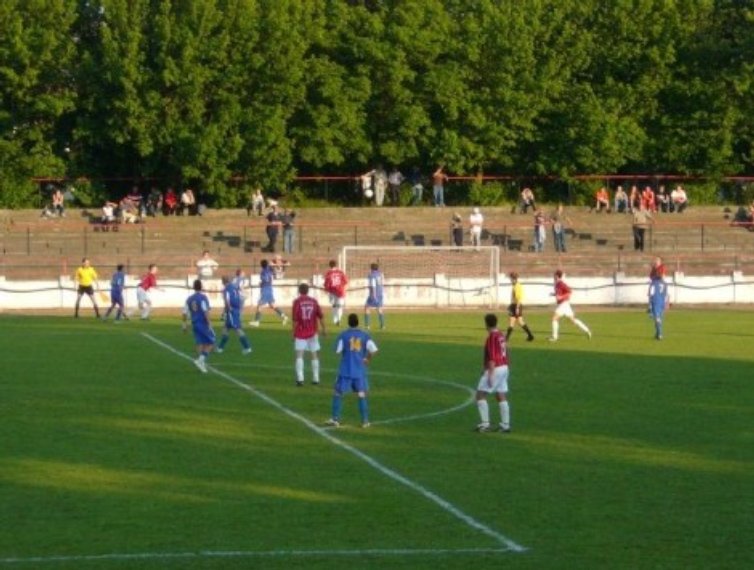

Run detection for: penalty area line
[[0, 547, 512, 565], [141, 333, 527, 554]]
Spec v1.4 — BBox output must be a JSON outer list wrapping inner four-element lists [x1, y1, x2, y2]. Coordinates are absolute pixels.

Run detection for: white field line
[[215, 361, 477, 426], [0, 547, 510, 565], [142, 333, 527, 553]]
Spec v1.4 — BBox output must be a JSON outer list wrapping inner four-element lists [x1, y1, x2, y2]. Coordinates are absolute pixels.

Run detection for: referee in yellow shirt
[[74, 257, 101, 318], [506, 272, 534, 342]]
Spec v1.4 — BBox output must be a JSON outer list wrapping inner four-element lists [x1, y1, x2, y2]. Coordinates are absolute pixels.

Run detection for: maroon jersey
[[484, 329, 508, 368], [292, 295, 323, 339], [139, 272, 157, 291], [554, 280, 571, 304], [324, 268, 348, 298]]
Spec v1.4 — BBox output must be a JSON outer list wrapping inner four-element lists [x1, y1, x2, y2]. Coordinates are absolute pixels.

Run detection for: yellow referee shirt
[[75, 266, 98, 287], [511, 282, 524, 305]]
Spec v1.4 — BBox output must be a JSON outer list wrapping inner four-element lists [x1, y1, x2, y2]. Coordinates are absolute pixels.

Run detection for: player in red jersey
[[649, 256, 666, 280], [474, 313, 511, 433], [292, 282, 326, 387], [549, 270, 591, 341], [323, 260, 349, 326], [136, 264, 161, 320]]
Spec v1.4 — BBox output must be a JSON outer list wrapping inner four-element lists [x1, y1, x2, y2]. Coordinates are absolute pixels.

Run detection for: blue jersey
[[260, 266, 274, 292], [185, 292, 211, 327], [110, 270, 125, 294], [224, 281, 244, 311], [336, 328, 375, 379], [649, 278, 668, 314], [366, 270, 384, 305]]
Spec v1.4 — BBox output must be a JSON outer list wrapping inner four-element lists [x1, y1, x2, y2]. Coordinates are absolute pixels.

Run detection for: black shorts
[[78, 285, 95, 296], [507, 303, 523, 318]]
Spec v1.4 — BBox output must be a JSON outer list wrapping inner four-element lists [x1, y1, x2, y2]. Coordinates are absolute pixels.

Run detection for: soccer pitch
[[1, 309, 752, 569]]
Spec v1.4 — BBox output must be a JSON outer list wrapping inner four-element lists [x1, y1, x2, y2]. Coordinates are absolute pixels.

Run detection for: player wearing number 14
[[292, 283, 326, 386], [326, 313, 378, 428]]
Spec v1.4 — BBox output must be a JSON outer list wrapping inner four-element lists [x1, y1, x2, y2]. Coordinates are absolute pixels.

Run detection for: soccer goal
[[341, 245, 501, 308]]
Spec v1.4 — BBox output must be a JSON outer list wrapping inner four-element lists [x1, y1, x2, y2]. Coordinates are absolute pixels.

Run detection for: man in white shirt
[[469, 207, 484, 248], [670, 186, 688, 213], [196, 250, 219, 281]]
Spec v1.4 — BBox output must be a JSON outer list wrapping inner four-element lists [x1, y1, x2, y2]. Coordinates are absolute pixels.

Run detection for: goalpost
[[341, 246, 501, 308]]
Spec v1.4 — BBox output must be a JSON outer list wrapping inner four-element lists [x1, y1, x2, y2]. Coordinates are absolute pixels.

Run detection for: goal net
[[341, 246, 501, 308]]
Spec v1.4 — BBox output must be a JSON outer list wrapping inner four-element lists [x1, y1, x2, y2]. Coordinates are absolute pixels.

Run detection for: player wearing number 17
[[182, 279, 216, 373], [326, 313, 378, 428], [292, 283, 326, 386]]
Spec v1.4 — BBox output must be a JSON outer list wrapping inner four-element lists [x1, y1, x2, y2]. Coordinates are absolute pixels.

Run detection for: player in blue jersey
[[182, 279, 215, 373], [103, 263, 128, 322], [249, 259, 288, 327], [648, 275, 669, 340], [325, 313, 378, 428], [216, 275, 252, 355], [364, 262, 385, 330]]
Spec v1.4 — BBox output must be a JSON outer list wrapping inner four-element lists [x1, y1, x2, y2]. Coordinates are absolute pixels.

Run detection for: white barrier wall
[[2, 272, 753, 311]]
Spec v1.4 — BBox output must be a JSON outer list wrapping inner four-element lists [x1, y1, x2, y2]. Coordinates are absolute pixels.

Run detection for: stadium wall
[[1, 272, 753, 311]]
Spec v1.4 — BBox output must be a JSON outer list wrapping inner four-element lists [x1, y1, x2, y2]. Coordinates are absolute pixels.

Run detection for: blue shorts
[[365, 296, 383, 308], [224, 309, 243, 330], [335, 374, 369, 394], [110, 290, 124, 306], [650, 303, 665, 318], [193, 324, 216, 346], [258, 289, 275, 305]]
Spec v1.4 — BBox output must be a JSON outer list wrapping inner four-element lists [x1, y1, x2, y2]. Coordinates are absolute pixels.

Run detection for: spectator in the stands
[[451, 213, 464, 247], [119, 196, 139, 223], [614, 186, 628, 213], [670, 185, 688, 213], [146, 188, 162, 217], [656, 185, 670, 213], [264, 203, 282, 252], [180, 187, 196, 215], [593, 187, 609, 213], [127, 186, 145, 217], [281, 208, 296, 254], [163, 187, 179, 215], [101, 200, 118, 224], [641, 186, 656, 212], [533, 208, 546, 252], [629, 185, 641, 213], [388, 167, 404, 206], [52, 187, 66, 217], [469, 207, 484, 248], [248, 188, 265, 216], [519, 187, 536, 214]]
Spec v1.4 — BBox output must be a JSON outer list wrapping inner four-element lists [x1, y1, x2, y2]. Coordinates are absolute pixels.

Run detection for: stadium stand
[[1, 206, 753, 281]]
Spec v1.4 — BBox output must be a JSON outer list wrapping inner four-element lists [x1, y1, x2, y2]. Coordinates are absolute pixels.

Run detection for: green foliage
[[468, 181, 509, 207], [2, 1, 754, 207]]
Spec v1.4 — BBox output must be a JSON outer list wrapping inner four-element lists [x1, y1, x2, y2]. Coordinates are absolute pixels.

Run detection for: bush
[[0, 177, 39, 208], [468, 182, 511, 207]]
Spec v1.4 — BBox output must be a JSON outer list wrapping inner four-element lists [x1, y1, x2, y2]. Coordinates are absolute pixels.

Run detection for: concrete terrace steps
[[2, 206, 752, 279]]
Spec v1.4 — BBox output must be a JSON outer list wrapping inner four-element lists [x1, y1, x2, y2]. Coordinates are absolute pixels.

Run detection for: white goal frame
[[341, 245, 501, 308]]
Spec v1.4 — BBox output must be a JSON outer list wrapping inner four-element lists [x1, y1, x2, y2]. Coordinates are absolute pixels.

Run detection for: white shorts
[[476, 366, 509, 394], [554, 301, 574, 319], [329, 293, 345, 308], [294, 335, 321, 352], [137, 287, 151, 306]]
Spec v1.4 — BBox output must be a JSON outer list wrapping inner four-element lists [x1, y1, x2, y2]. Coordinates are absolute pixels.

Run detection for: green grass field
[[1, 308, 752, 569]]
